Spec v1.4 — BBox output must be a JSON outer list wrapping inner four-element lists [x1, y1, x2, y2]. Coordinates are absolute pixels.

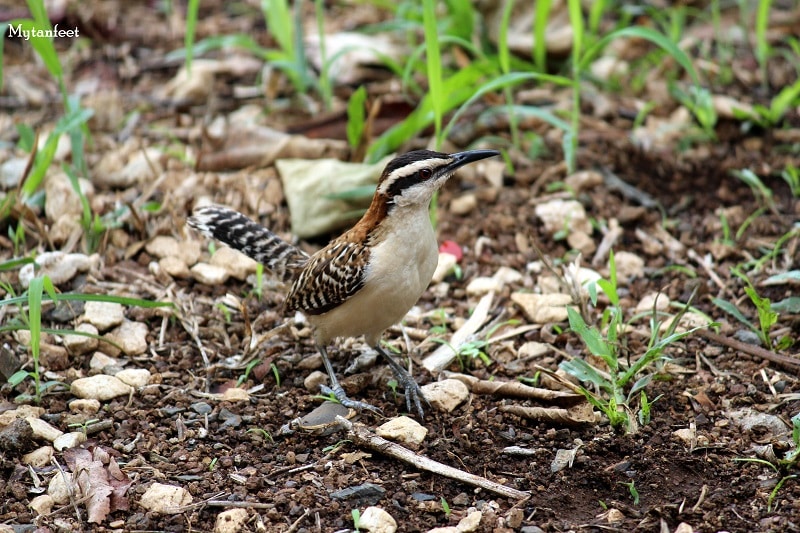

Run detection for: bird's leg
[[373, 343, 430, 418], [316, 343, 382, 414]]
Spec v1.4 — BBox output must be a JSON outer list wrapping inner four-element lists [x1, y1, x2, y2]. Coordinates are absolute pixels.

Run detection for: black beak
[[446, 149, 501, 173]]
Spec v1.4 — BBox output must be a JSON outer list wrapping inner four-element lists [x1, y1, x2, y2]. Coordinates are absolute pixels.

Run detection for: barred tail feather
[[187, 206, 308, 282]]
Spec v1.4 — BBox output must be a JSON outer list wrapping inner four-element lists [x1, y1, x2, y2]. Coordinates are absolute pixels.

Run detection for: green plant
[[440, 496, 452, 517], [781, 164, 800, 197], [68, 418, 101, 435], [712, 267, 785, 350], [237, 359, 261, 386], [352, 508, 361, 532], [672, 85, 717, 140], [346, 86, 368, 155], [730, 169, 776, 212], [246, 427, 275, 443], [733, 79, 800, 129], [618, 480, 640, 505], [431, 319, 520, 370], [560, 252, 708, 432]]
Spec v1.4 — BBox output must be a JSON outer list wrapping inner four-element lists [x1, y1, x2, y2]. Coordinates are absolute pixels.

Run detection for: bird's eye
[[419, 168, 433, 179]]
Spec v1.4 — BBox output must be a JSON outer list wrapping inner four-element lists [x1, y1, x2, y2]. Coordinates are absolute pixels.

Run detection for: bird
[[187, 149, 500, 418]]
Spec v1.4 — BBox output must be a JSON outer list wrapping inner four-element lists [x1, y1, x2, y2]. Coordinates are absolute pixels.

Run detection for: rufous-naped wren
[[188, 149, 500, 417]]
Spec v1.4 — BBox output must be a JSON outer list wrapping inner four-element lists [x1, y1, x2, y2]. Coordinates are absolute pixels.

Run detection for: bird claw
[[396, 374, 430, 419], [319, 384, 383, 415]]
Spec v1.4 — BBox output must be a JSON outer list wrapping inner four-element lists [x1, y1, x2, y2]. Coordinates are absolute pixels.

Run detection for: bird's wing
[[284, 240, 369, 315]]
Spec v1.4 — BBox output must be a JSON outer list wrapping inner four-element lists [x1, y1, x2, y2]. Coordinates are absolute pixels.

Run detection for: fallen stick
[[338, 418, 529, 501]]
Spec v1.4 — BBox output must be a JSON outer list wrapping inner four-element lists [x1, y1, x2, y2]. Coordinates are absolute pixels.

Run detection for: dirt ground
[[1, 1, 799, 532]]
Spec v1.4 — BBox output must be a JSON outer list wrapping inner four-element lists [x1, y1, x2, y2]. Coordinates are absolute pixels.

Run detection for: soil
[[1, 2, 799, 533]]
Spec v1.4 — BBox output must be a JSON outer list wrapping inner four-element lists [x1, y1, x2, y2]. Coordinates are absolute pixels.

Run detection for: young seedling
[[712, 266, 782, 350]]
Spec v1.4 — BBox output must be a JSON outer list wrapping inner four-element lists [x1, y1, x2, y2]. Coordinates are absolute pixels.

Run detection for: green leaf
[[772, 297, 800, 314], [711, 297, 755, 331], [346, 86, 367, 151]]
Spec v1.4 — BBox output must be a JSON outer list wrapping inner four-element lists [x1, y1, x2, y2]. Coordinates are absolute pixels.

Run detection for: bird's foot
[[392, 369, 430, 419], [319, 384, 382, 415]]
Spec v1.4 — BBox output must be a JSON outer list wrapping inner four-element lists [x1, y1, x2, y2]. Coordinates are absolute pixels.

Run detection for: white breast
[[309, 204, 438, 346]]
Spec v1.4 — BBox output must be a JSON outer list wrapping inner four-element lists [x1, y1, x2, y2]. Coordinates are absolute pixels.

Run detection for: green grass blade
[[533, 0, 552, 71], [184, 0, 200, 72], [422, 0, 443, 146]]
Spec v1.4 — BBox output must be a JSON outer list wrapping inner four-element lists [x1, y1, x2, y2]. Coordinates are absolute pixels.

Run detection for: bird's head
[[376, 149, 500, 209]]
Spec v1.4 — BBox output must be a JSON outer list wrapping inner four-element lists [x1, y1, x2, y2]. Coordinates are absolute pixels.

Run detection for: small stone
[[567, 230, 596, 256], [115, 368, 152, 388], [26, 417, 64, 442], [69, 399, 101, 415], [82, 301, 125, 332], [105, 321, 148, 356], [159, 256, 190, 278], [48, 471, 77, 504], [376, 416, 427, 448], [22, 446, 54, 467], [492, 266, 523, 286], [534, 199, 591, 236], [564, 170, 603, 193], [29, 494, 55, 516], [0, 405, 45, 428], [101, 148, 163, 188], [421, 379, 469, 413], [635, 292, 670, 314], [71, 375, 133, 401], [450, 193, 477, 215], [0, 157, 27, 188], [53, 431, 87, 451], [139, 483, 193, 514], [456, 510, 483, 532], [191, 263, 230, 285], [431, 252, 458, 284], [90, 352, 121, 371], [358, 506, 397, 533], [63, 323, 99, 355], [214, 508, 249, 533], [466, 277, 502, 297], [304, 370, 328, 392], [210, 247, 258, 281], [19, 251, 94, 288], [44, 172, 93, 222], [191, 402, 213, 415], [221, 387, 250, 402], [145, 236, 181, 259], [613, 251, 645, 280], [511, 293, 573, 323], [518, 342, 550, 358]]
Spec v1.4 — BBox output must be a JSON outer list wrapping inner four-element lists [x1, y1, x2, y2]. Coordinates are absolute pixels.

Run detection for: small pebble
[[71, 375, 133, 401]]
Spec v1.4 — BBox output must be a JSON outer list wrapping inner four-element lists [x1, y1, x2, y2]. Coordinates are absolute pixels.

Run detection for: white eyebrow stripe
[[377, 158, 450, 196]]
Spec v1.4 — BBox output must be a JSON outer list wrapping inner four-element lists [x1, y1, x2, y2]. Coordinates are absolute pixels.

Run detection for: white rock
[[178, 239, 202, 266], [54, 431, 87, 451], [146, 235, 181, 259], [214, 508, 249, 533], [82, 301, 125, 332], [376, 416, 428, 447], [69, 399, 101, 415], [44, 172, 93, 222], [534, 199, 591, 236], [0, 405, 44, 427], [159, 256, 190, 278], [102, 148, 163, 188], [29, 494, 54, 516], [359, 506, 397, 533], [511, 293, 573, 323], [19, 251, 94, 288], [26, 417, 64, 442], [456, 510, 483, 532], [492, 266, 523, 286], [635, 292, 671, 314], [0, 157, 27, 188], [63, 323, 99, 355], [139, 483, 193, 514], [71, 375, 133, 401], [590, 55, 629, 81], [48, 471, 78, 505], [450, 193, 477, 215], [105, 321, 148, 356], [210, 246, 258, 281], [567, 230, 596, 256], [421, 379, 470, 413], [518, 342, 550, 358], [614, 251, 645, 280], [304, 370, 328, 392], [191, 263, 230, 285], [431, 252, 458, 284], [564, 170, 603, 193], [466, 277, 502, 297], [89, 351, 121, 371], [115, 368, 152, 388], [22, 446, 54, 467], [221, 387, 250, 402]]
